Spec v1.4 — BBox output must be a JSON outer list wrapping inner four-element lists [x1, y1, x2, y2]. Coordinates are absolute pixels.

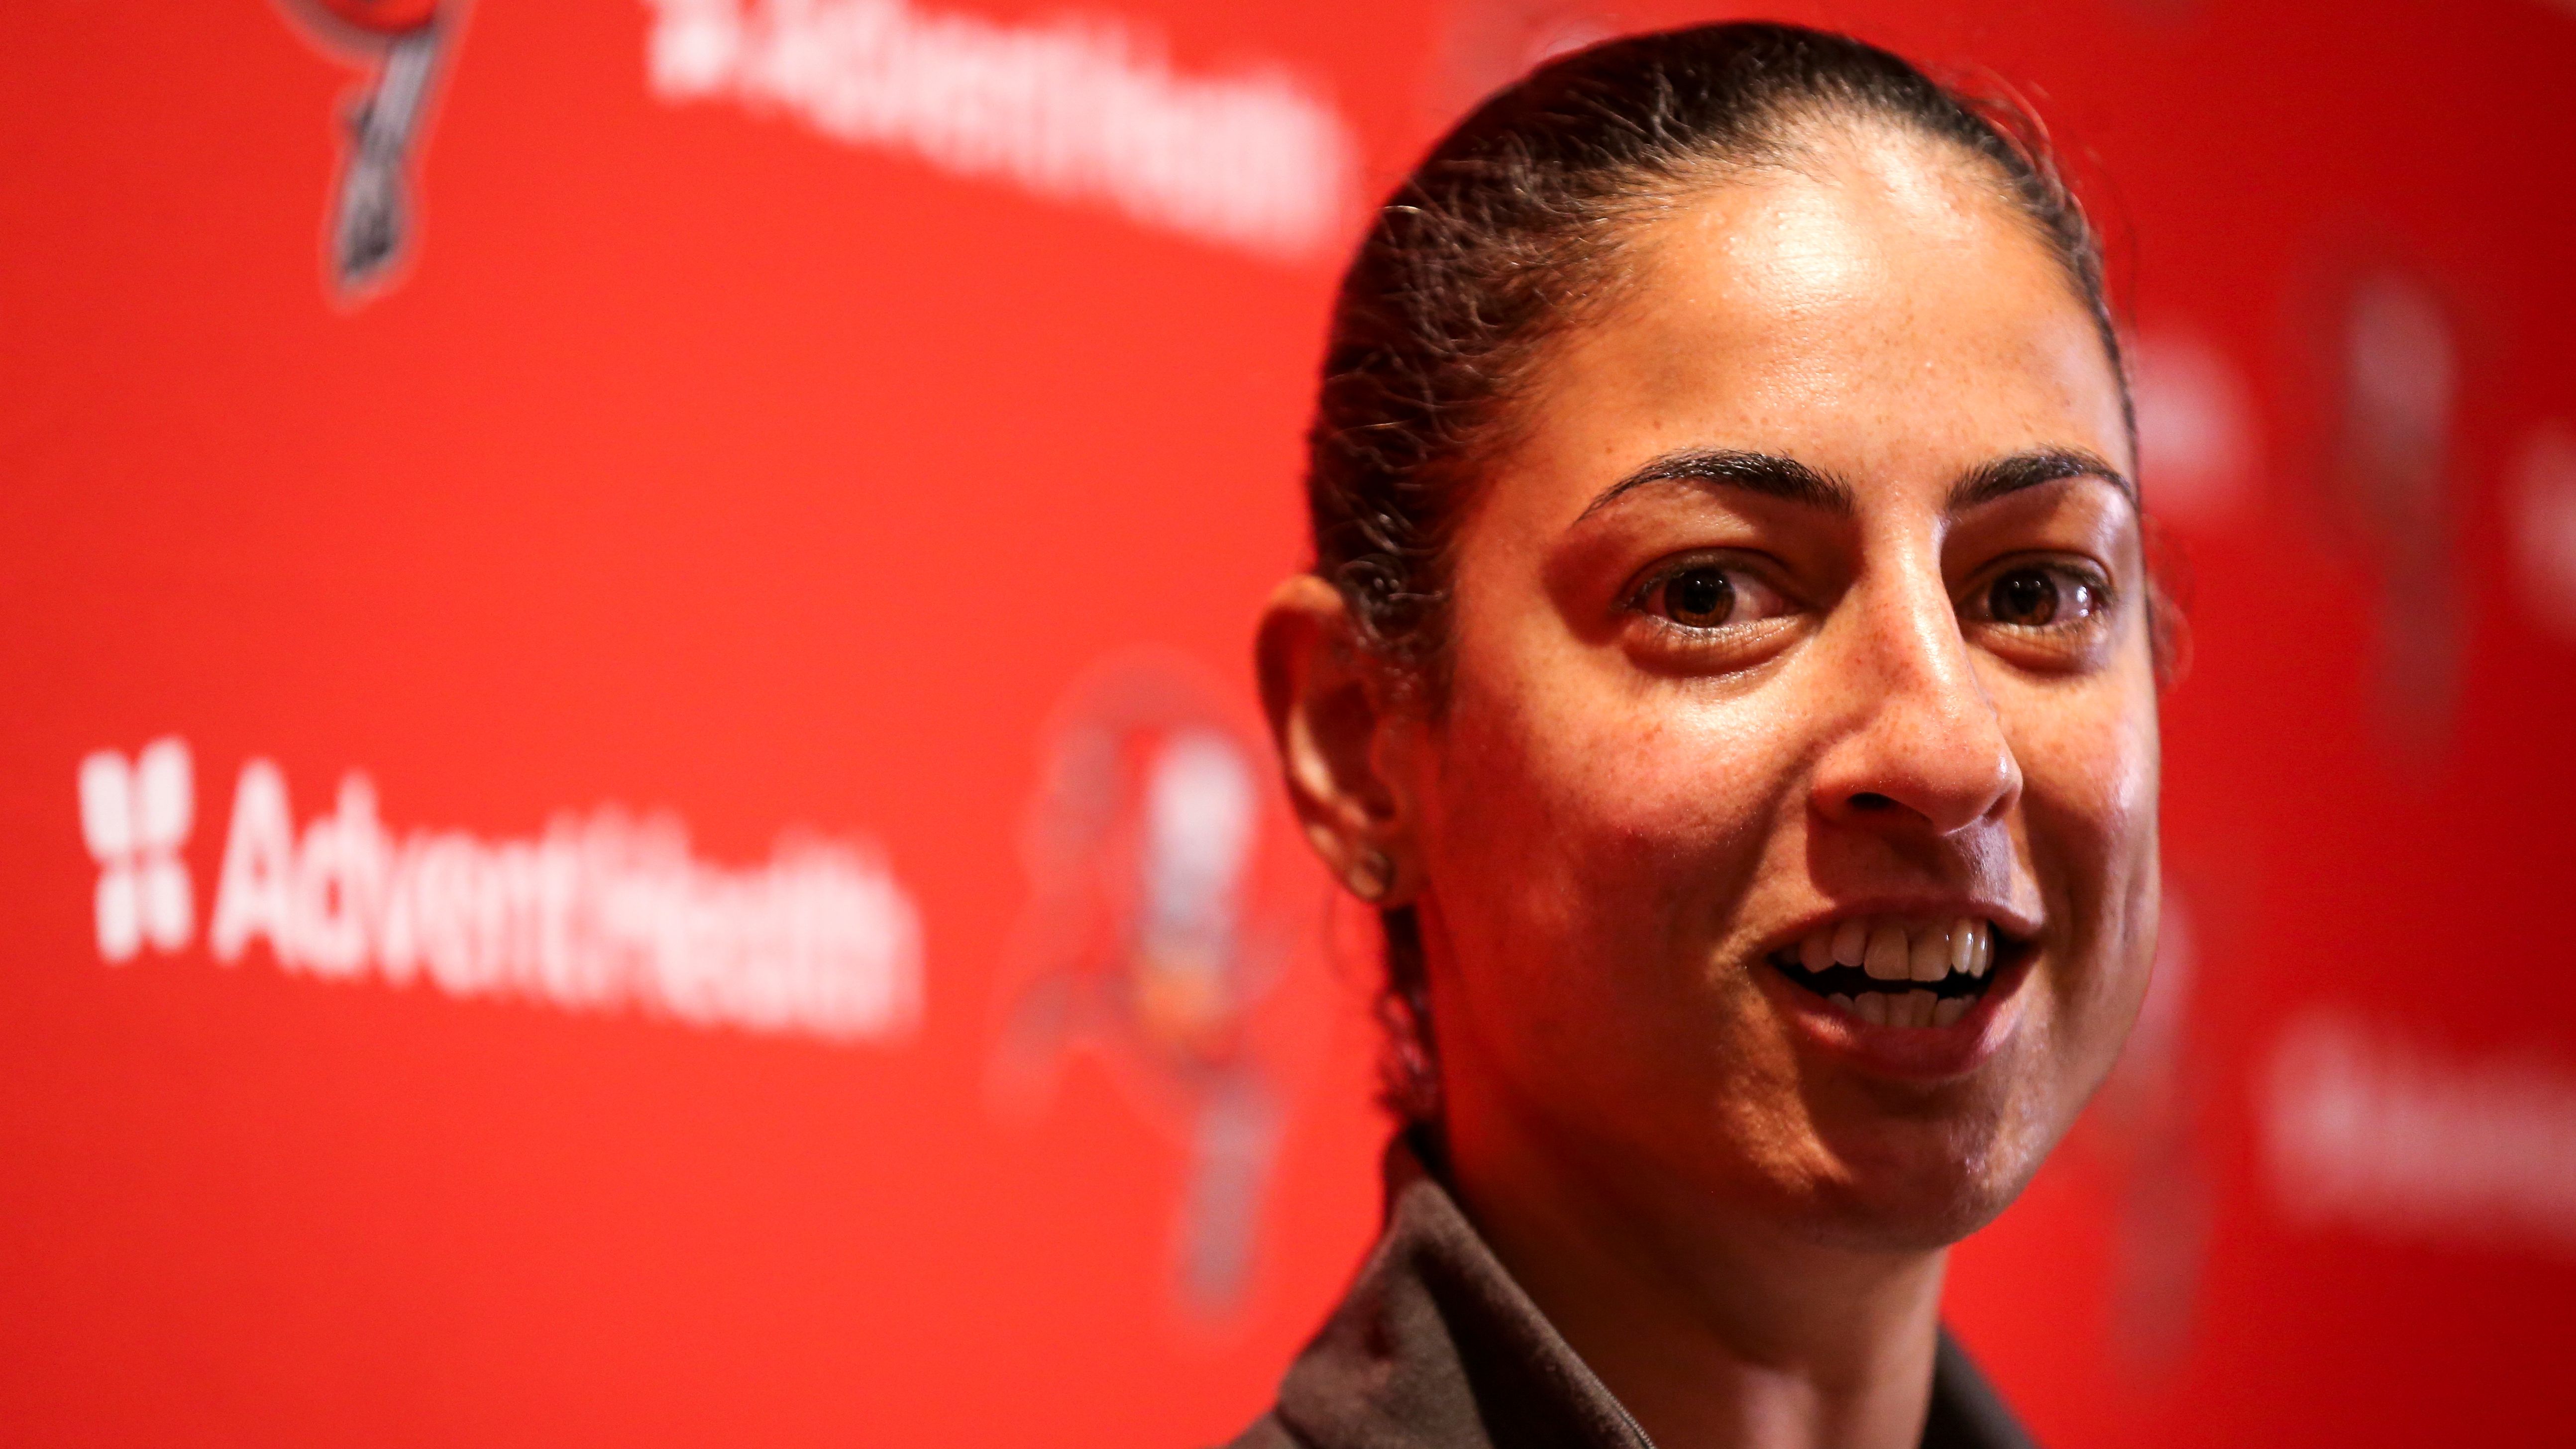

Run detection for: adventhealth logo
[[73, 739, 924, 1044], [78, 738, 198, 962]]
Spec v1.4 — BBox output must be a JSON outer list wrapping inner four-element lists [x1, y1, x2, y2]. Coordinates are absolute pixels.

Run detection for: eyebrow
[[1946, 447, 2136, 511], [1576, 448, 1856, 521], [1573, 444, 2134, 524]]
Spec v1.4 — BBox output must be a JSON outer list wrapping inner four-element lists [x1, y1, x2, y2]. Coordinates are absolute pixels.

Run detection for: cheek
[[1421, 634, 1802, 1009], [2010, 665, 2162, 1053], [2019, 682, 2158, 877], [1420, 668, 1808, 1151]]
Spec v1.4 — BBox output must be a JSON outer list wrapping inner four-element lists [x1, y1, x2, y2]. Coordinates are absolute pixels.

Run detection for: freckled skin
[[1263, 123, 2160, 1449], [1415, 124, 2156, 1243]]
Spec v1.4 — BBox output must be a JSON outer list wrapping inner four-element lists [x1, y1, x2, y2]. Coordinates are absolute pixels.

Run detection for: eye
[[1664, 566, 1737, 627], [1633, 559, 1791, 633], [1975, 563, 2108, 630]]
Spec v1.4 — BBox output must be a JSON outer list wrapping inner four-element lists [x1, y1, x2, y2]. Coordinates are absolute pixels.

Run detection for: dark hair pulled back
[[1310, 22, 2130, 1124]]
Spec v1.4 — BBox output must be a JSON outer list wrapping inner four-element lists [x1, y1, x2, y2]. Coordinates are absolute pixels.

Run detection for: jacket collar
[[1254, 1133, 2038, 1449]]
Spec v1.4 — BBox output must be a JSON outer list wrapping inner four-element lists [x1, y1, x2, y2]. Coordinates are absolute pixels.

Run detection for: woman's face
[[1401, 128, 2158, 1247]]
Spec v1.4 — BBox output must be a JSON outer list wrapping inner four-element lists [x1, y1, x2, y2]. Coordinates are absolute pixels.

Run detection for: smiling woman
[[1236, 22, 2165, 1449]]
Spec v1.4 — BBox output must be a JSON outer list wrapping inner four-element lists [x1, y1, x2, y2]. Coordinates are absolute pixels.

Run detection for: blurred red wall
[[3, 1, 2571, 1444]]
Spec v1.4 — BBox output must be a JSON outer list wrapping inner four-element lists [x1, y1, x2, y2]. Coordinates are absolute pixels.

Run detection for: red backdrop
[[5, 1, 2572, 1444]]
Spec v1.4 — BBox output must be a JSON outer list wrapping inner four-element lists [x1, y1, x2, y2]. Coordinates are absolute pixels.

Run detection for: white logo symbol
[[2130, 326, 2259, 523], [77, 738, 197, 962], [2511, 422, 2576, 642]]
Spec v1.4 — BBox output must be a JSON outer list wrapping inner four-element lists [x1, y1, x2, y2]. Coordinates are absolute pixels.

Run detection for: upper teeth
[[1798, 917, 1994, 984]]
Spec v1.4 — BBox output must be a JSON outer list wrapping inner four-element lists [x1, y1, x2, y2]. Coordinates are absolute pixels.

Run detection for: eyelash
[[1964, 559, 2120, 634], [1626, 555, 1792, 635], [1619, 555, 2120, 646]]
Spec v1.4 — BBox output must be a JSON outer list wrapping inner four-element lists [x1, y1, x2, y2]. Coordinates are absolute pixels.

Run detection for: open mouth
[[1768, 917, 2015, 1029]]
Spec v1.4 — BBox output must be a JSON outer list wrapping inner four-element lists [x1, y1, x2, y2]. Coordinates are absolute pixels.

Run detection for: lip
[[1754, 928, 2039, 1082], [1763, 897, 2044, 954]]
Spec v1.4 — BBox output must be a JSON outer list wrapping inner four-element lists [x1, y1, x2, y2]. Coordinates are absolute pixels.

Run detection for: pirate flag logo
[[992, 652, 1330, 1318], [2321, 262, 2463, 759], [278, 0, 465, 300]]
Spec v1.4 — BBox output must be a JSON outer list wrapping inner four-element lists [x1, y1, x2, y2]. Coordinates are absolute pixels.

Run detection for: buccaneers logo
[[278, 0, 465, 300], [992, 652, 1328, 1317]]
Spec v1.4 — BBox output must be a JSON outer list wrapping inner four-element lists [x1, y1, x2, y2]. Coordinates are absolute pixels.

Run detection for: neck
[[1441, 1104, 1948, 1449]]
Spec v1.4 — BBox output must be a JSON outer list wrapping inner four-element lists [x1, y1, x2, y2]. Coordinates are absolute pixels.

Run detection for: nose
[[1809, 560, 2020, 837]]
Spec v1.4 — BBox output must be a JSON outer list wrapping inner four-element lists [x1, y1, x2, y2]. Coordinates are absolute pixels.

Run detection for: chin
[[1816, 1164, 2032, 1253], [1792, 1096, 2067, 1252]]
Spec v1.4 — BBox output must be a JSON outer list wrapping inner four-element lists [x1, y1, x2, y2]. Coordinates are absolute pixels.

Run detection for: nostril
[[1849, 792, 1897, 812]]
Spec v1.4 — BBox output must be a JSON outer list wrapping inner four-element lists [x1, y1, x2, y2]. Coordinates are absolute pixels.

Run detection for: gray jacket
[[1224, 1136, 2038, 1449]]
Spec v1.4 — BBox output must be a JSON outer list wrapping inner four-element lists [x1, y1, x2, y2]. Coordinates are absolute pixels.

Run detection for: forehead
[[1502, 128, 2128, 509]]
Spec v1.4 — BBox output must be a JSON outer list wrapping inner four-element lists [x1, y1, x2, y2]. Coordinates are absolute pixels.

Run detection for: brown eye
[[1663, 566, 1736, 627], [1990, 569, 2059, 626], [1984, 566, 2102, 628]]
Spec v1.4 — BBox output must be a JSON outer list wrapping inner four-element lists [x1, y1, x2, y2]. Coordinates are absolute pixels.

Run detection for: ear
[[1255, 574, 1417, 903]]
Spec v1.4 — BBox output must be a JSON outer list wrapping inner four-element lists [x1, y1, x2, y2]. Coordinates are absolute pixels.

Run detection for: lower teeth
[[1821, 989, 1972, 1028], [1798, 960, 1985, 1028]]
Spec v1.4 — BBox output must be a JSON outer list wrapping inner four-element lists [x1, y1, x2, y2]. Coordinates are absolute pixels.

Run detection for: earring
[[1348, 847, 1395, 903]]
